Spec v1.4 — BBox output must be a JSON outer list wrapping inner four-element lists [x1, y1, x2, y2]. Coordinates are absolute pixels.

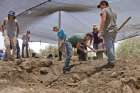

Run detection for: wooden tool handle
[[118, 17, 132, 31]]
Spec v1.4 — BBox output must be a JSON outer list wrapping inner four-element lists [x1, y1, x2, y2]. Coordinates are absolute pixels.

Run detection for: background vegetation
[[40, 45, 58, 57], [116, 36, 140, 60]]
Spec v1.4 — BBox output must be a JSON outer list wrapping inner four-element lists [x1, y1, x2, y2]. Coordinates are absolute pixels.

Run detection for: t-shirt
[[57, 29, 67, 48], [22, 34, 30, 44], [3, 18, 18, 38], [76, 41, 86, 49], [57, 29, 66, 40], [67, 34, 83, 48], [101, 7, 117, 31], [92, 32, 103, 44]]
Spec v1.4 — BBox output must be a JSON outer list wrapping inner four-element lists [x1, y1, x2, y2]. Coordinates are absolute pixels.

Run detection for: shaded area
[[0, 0, 140, 43]]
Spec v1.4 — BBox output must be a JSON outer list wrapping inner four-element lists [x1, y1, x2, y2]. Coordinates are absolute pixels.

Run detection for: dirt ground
[[0, 56, 140, 93]]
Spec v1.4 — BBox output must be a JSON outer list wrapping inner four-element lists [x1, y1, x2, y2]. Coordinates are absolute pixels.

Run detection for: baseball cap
[[52, 26, 59, 32], [97, 0, 109, 8], [27, 30, 30, 34], [8, 11, 16, 16]]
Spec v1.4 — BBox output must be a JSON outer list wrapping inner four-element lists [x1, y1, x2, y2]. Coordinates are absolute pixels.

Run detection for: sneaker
[[63, 65, 75, 74], [63, 68, 69, 74], [107, 62, 115, 68], [101, 62, 115, 69], [108, 62, 115, 67]]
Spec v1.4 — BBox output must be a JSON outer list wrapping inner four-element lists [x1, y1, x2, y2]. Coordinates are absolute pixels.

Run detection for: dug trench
[[0, 57, 140, 93]]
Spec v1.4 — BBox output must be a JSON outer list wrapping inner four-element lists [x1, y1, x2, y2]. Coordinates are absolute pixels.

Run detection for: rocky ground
[[0, 56, 139, 93]]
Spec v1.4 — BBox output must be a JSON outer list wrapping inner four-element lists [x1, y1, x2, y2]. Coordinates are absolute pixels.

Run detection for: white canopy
[[0, 0, 140, 43]]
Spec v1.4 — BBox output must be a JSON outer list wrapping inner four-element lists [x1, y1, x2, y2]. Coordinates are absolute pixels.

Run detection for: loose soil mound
[[0, 57, 139, 93]]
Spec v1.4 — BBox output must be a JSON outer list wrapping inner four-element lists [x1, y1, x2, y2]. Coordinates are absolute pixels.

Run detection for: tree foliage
[[40, 45, 58, 57], [116, 36, 140, 59]]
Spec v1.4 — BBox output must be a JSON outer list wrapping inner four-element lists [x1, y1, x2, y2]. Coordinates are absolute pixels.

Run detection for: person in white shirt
[[2, 11, 20, 61], [22, 31, 30, 58]]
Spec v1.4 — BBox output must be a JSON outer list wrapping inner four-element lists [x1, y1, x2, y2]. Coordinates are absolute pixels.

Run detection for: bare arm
[[2, 20, 6, 32], [76, 43, 86, 53], [1, 20, 6, 36], [16, 22, 20, 37], [99, 11, 107, 32], [85, 40, 96, 52], [86, 45, 96, 52]]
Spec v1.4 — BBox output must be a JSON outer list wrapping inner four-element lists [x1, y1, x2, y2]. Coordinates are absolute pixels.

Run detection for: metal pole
[[58, 10, 61, 29]]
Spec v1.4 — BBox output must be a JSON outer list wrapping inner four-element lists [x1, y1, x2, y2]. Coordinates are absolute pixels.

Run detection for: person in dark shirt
[[67, 33, 96, 61], [76, 33, 96, 61], [16, 40, 20, 59], [92, 25, 104, 59]]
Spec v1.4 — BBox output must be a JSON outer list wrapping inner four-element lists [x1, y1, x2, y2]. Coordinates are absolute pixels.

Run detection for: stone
[[38, 60, 53, 67], [40, 67, 48, 75], [120, 78, 130, 83], [0, 79, 9, 84], [111, 72, 118, 78], [0, 87, 28, 93], [123, 85, 133, 93], [107, 80, 122, 89], [72, 74, 80, 83]]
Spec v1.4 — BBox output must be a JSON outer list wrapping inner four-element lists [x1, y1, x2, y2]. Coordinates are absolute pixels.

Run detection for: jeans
[[16, 40, 20, 59], [103, 32, 115, 63], [93, 43, 104, 59], [58, 50, 62, 61], [22, 43, 29, 58], [93, 43, 98, 49], [77, 43, 87, 61], [63, 42, 73, 70], [77, 49, 87, 61], [4, 36, 17, 59], [0, 53, 4, 60]]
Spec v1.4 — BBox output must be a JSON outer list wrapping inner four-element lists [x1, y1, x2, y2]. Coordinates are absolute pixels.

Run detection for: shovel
[[111, 17, 132, 41]]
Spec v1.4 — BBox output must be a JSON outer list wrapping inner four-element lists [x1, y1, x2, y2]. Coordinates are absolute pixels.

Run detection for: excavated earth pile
[[0, 57, 140, 93]]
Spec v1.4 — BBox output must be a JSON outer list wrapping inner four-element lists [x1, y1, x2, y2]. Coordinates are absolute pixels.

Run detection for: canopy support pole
[[58, 10, 61, 29]]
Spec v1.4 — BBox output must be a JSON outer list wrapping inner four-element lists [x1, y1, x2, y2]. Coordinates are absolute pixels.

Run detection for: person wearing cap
[[53, 27, 63, 61], [22, 31, 31, 58], [97, 0, 117, 67], [16, 39, 20, 59], [2, 11, 20, 61], [92, 25, 104, 59], [53, 26, 74, 74]]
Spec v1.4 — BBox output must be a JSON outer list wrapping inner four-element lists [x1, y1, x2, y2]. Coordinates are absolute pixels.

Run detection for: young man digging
[[53, 27, 74, 74]]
